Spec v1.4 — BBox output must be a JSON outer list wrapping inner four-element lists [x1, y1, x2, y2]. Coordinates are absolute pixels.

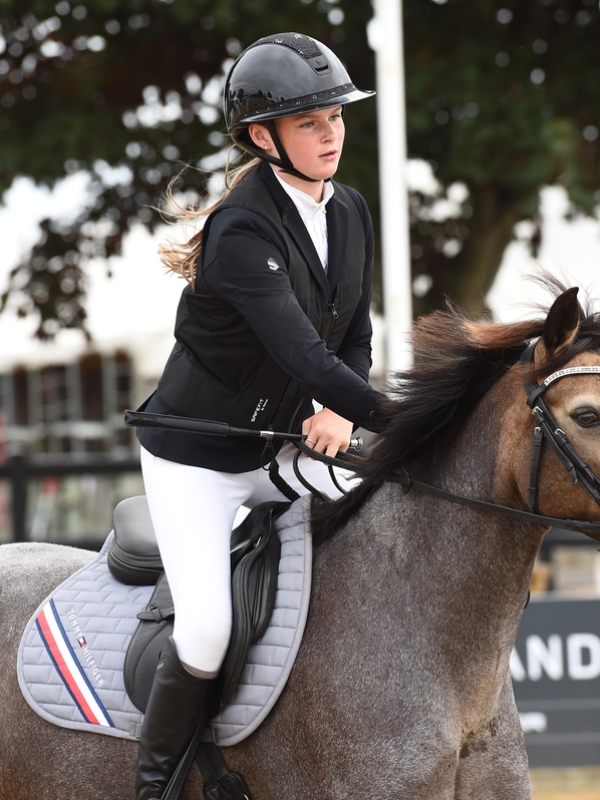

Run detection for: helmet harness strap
[[264, 120, 320, 183], [233, 117, 344, 183], [235, 119, 333, 184], [266, 113, 342, 184], [235, 126, 320, 183]]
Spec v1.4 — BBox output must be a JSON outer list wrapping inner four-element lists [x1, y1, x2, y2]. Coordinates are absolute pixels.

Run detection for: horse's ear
[[539, 287, 580, 360]]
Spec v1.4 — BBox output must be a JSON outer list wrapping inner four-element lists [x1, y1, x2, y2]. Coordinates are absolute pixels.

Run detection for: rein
[[125, 340, 600, 536], [298, 338, 600, 537], [294, 442, 600, 536]]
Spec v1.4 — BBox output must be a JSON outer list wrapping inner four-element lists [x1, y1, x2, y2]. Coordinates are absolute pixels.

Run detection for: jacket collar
[[260, 162, 345, 300]]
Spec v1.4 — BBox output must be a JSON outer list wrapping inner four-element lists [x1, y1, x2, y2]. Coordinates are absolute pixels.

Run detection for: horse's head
[[508, 288, 600, 537], [313, 281, 600, 546]]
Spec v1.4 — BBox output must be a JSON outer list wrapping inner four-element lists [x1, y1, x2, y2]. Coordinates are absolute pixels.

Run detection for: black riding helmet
[[224, 32, 375, 182]]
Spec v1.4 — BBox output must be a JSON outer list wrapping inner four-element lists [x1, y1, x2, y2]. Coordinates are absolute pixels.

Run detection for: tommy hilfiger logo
[[68, 609, 104, 687]]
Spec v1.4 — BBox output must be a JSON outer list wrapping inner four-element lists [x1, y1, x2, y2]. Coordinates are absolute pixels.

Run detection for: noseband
[[521, 338, 600, 513]]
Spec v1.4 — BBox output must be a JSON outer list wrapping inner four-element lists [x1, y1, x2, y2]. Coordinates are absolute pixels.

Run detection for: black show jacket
[[138, 162, 385, 471]]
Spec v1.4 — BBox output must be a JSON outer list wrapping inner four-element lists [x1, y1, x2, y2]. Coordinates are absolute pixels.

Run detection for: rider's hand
[[302, 408, 353, 458]]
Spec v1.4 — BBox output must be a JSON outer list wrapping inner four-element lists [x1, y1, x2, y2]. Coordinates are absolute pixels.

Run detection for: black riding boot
[[136, 636, 214, 800]]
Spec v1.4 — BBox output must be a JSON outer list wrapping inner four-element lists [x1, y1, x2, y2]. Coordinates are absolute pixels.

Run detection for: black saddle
[[107, 495, 288, 713]]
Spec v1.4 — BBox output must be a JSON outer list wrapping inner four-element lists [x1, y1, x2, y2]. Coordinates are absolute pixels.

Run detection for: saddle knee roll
[[108, 496, 163, 586]]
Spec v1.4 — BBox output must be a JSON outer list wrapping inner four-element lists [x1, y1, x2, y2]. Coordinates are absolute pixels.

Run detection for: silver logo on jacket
[[267, 258, 280, 271]]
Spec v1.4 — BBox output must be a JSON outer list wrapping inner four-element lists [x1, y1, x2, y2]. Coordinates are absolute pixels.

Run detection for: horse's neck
[[314, 377, 543, 732], [385, 380, 543, 678], [410, 376, 544, 582], [414, 378, 520, 501]]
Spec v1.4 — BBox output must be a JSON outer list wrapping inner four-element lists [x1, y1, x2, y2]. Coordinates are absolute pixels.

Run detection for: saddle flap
[[124, 573, 174, 712], [217, 502, 284, 707], [123, 501, 288, 714]]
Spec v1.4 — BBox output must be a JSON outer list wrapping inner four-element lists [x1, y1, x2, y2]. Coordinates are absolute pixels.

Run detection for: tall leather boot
[[136, 636, 215, 800]]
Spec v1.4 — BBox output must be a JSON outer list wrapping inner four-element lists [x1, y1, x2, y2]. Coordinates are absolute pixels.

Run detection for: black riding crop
[[123, 410, 363, 449]]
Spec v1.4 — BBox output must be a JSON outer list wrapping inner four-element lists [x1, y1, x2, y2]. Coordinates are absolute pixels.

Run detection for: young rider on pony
[[134, 32, 386, 799]]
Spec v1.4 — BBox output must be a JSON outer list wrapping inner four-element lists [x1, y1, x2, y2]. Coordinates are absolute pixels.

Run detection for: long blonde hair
[[158, 151, 261, 288]]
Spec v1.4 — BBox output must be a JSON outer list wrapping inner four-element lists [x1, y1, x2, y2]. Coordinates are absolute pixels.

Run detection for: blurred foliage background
[[0, 0, 599, 338]]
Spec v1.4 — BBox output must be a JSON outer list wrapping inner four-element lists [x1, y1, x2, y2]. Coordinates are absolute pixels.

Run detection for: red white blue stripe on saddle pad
[[36, 598, 116, 729], [17, 496, 312, 746]]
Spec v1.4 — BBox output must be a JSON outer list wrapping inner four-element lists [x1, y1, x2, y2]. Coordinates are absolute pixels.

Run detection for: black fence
[[0, 453, 141, 549], [0, 451, 596, 555]]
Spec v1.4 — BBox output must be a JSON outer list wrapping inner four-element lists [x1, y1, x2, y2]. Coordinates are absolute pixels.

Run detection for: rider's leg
[[137, 447, 256, 799], [136, 442, 347, 798], [136, 636, 213, 800]]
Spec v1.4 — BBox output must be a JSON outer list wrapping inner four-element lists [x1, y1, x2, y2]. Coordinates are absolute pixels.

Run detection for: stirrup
[[196, 741, 252, 800], [203, 771, 251, 800]]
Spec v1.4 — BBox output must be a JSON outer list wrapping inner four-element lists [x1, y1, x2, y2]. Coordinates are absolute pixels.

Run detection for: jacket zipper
[[287, 396, 307, 434], [322, 301, 338, 343]]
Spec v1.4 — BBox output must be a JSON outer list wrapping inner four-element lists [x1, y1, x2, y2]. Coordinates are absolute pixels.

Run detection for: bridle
[[521, 338, 600, 513], [300, 337, 600, 537]]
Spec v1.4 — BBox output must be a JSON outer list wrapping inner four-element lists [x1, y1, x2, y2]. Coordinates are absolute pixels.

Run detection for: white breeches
[[140, 443, 355, 675]]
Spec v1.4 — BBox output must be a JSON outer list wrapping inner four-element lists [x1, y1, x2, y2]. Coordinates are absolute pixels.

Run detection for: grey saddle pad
[[17, 496, 312, 746]]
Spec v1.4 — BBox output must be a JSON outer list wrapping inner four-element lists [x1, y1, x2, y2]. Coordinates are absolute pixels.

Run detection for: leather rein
[[301, 338, 600, 537]]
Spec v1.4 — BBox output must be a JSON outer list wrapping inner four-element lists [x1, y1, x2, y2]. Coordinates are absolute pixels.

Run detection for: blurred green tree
[[0, 0, 375, 338], [0, 0, 599, 336], [405, 0, 600, 316]]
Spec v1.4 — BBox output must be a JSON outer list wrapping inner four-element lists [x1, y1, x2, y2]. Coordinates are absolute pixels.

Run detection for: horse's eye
[[573, 410, 600, 427]]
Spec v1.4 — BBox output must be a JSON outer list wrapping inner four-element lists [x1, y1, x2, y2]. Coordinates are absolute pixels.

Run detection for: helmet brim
[[230, 87, 375, 130]]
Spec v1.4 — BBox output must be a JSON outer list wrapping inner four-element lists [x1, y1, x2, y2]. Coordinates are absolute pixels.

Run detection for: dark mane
[[312, 280, 600, 545]]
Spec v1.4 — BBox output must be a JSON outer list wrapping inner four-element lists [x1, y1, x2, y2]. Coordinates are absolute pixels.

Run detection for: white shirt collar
[[272, 169, 335, 217]]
